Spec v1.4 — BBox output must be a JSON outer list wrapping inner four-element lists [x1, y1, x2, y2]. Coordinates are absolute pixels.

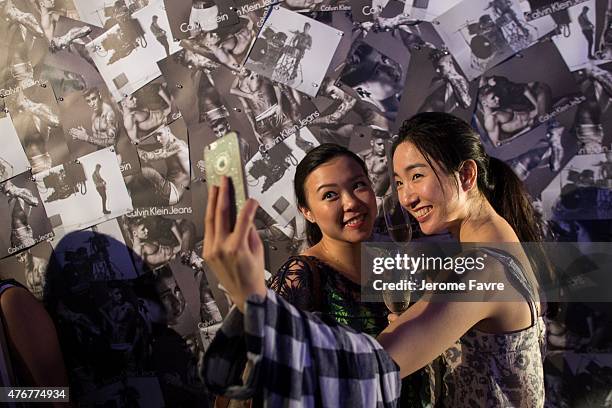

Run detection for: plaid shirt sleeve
[[203, 289, 401, 407]]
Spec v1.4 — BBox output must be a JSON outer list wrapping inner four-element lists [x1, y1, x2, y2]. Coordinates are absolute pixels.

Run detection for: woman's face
[[393, 142, 463, 235], [302, 156, 377, 244]]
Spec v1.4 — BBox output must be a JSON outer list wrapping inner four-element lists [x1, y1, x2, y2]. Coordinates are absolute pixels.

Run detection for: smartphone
[[204, 132, 248, 230]]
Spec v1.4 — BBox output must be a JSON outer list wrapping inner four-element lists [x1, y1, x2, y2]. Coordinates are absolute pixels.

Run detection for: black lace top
[[267, 255, 389, 337]]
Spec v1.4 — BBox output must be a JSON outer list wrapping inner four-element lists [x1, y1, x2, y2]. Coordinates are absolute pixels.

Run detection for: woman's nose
[[398, 187, 417, 209]]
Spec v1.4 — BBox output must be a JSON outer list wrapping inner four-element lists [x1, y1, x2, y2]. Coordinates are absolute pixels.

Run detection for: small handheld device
[[204, 132, 248, 230]]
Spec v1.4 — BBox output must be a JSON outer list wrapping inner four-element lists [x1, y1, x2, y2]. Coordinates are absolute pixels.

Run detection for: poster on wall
[[4, 85, 71, 175], [473, 41, 583, 147], [58, 85, 140, 175], [0, 116, 31, 184], [433, 0, 552, 80], [0, 172, 54, 259], [245, 7, 344, 96], [34, 147, 132, 239], [127, 118, 193, 214]]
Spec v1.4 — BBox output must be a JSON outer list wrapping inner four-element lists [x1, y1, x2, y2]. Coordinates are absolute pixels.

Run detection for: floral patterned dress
[[439, 249, 546, 407]]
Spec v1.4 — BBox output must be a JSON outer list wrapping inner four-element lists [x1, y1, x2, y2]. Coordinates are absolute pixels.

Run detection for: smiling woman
[[266, 143, 430, 405], [268, 143, 387, 334]]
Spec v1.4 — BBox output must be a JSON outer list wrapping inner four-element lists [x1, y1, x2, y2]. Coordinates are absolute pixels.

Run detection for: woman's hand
[[203, 176, 267, 313]]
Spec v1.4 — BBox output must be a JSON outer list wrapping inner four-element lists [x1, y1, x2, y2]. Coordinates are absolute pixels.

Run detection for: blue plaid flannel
[[203, 289, 401, 407]]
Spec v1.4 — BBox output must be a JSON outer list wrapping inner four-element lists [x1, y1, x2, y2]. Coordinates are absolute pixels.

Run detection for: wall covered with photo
[[0, 0, 611, 405]]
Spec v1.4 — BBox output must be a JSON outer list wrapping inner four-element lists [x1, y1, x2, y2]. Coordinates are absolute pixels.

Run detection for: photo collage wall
[[1, 0, 611, 405]]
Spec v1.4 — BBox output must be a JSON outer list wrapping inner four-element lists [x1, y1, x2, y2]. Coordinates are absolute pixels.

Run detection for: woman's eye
[[323, 192, 337, 200], [412, 173, 423, 181], [354, 181, 367, 189], [395, 179, 403, 188]]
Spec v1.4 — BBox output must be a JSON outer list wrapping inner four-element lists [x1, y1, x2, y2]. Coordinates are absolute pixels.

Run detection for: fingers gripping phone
[[204, 132, 248, 230]]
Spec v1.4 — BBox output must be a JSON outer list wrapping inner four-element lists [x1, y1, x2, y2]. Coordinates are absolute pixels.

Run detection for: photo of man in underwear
[[16, 249, 47, 300], [131, 126, 190, 207], [230, 68, 293, 150], [1, 180, 40, 251], [9, 91, 62, 174]]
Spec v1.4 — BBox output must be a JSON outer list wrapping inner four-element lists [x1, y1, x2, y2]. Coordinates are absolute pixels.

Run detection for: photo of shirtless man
[[16, 249, 47, 300], [120, 85, 174, 143], [0, 179, 40, 252], [8, 90, 64, 174], [125, 216, 195, 270], [182, 16, 255, 70], [132, 126, 190, 207], [70, 88, 118, 148], [478, 75, 553, 145], [230, 68, 293, 150]]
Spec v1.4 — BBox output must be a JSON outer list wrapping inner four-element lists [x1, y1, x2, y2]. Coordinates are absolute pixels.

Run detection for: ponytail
[[483, 157, 543, 242]]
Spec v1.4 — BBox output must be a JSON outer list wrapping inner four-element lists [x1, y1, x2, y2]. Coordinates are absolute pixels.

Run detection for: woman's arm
[[378, 300, 494, 378], [1, 286, 69, 406]]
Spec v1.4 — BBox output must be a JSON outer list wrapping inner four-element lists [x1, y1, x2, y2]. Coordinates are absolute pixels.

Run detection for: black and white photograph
[[117, 214, 198, 273], [151, 257, 200, 336], [396, 45, 479, 124], [127, 118, 192, 211], [34, 147, 132, 239], [0, 0, 49, 95], [347, 126, 393, 215], [596, 0, 612, 59], [474, 41, 583, 146], [58, 85, 140, 175], [180, 9, 263, 71], [0, 240, 53, 300], [220, 67, 319, 152], [163, 0, 239, 41], [433, 0, 552, 80], [309, 77, 391, 147], [4, 85, 71, 174], [572, 60, 612, 154], [158, 45, 223, 128], [0, 115, 31, 183], [338, 40, 407, 123], [541, 152, 612, 221], [549, 0, 612, 70], [245, 7, 343, 96], [246, 127, 319, 225], [118, 77, 182, 143], [0, 171, 54, 258], [84, 0, 180, 100], [190, 121, 254, 183], [72, 0, 132, 28], [50, 218, 138, 280], [40, 15, 106, 93]]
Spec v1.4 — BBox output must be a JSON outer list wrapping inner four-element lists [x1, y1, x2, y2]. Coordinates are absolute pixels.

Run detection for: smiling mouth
[[343, 214, 366, 228], [413, 206, 432, 220]]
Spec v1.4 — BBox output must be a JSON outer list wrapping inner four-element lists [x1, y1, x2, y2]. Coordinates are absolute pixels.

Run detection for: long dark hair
[[295, 143, 369, 246], [392, 112, 543, 242]]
